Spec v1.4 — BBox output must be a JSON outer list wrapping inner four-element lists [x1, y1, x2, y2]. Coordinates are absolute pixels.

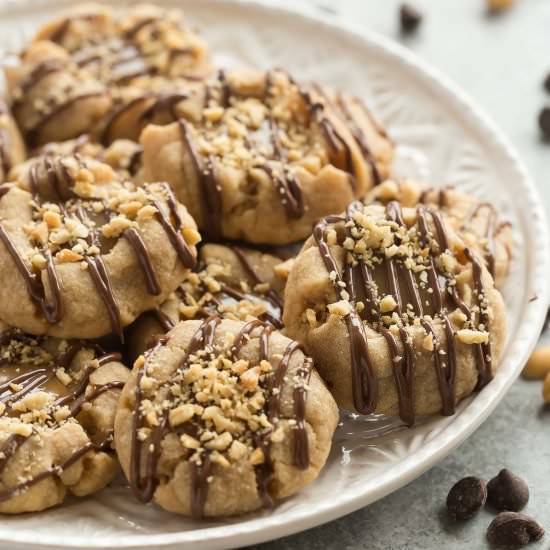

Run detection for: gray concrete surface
[[251, 0, 550, 548]]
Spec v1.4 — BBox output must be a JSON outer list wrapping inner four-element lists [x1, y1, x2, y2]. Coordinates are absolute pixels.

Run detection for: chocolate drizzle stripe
[[12, 61, 66, 108], [465, 247, 493, 388], [26, 92, 105, 147], [0, 223, 62, 323], [70, 380, 125, 417], [178, 120, 223, 240], [152, 307, 176, 332], [229, 245, 284, 311], [152, 198, 197, 269], [84, 255, 123, 341], [0, 442, 95, 503], [123, 228, 161, 296], [100, 94, 152, 145]]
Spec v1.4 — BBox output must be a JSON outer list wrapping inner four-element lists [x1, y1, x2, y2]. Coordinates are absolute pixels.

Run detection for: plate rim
[[0, 0, 548, 548]]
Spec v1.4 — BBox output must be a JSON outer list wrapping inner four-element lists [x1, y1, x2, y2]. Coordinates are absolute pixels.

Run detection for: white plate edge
[[0, 0, 547, 548]]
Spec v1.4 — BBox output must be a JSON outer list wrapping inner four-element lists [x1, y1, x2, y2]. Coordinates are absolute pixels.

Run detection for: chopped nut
[[169, 404, 195, 427], [270, 426, 285, 443], [422, 332, 434, 352], [274, 258, 294, 280], [55, 368, 72, 386], [205, 431, 232, 451], [137, 204, 157, 220], [379, 295, 397, 313], [305, 308, 318, 328], [43, 211, 62, 229], [182, 227, 201, 246], [456, 329, 489, 345], [327, 300, 352, 317], [180, 434, 200, 449], [101, 215, 134, 238], [31, 253, 47, 270], [56, 249, 84, 263], [240, 366, 261, 390], [228, 439, 248, 461], [119, 201, 143, 218], [10, 422, 32, 437], [248, 447, 264, 465]]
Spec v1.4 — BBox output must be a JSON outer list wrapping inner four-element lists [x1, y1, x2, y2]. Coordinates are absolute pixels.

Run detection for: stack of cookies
[[0, 3, 510, 518]]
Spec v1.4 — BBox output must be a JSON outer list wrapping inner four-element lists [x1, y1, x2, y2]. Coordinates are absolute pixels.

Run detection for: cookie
[[140, 68, 392, 243], [367, 179, 513, 287], [127, 243, 289, 360], [0, 100, 27, 183], [0, 154, 199, 340], [0, 322, 130, 513], [283, 201, 507, 423], [115, 317, 338, 517], [5, 3, 212, 146]]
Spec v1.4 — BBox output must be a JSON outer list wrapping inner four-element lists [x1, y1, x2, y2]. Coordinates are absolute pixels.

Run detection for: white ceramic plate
[[0, 0, 548, 548]]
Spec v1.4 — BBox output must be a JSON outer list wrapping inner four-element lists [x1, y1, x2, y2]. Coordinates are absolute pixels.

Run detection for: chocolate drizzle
[[128, 317, 312, 517], [0, 332, 125, 503], [178, 120, 223, 240], [312, 201, 493, 424], [123, 228, 161, 296], [0, 225, 62, 324]]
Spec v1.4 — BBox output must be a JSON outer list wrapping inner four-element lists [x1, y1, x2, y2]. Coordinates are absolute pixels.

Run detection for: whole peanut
[[543, 372, 550, 403], [487, 0, 515, 12], [522, 347, 550, 380]]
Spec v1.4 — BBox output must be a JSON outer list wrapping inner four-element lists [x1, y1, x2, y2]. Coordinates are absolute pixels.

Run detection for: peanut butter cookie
[[140, 68, 393, 243], [115, 318, 338, 517], [127, 243, 290, 360], [0, 154, 199, 340], [0, 322, 129, 513], [366, 179, 513, 287], [5, 3, 212, 146], [283, 201, 507, 423]]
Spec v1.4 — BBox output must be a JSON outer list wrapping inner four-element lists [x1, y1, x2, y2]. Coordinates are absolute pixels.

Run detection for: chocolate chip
[[446, 476, 487, 520], [539, 107, 550, 140], [487, 469, 529, 512], [487, 512, 544, 549], [544, 73, 550, 94], [399, 3, 423, 34]]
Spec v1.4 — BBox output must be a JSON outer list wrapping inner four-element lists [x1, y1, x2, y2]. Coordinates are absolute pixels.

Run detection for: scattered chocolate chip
[[446, 476, 487, 520], [399, 3, 423, 34], [487, 469, 529, 512], [539, 107, 550, 140], [544, 73, 550, 94], [487, 512, 544, 549]]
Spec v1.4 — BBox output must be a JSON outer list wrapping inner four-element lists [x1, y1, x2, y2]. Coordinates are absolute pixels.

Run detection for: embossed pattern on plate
[[0, 1, 547, 548]]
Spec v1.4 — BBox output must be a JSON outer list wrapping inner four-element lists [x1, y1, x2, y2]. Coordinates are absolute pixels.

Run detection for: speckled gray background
[[249, 0, 550, 548]]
